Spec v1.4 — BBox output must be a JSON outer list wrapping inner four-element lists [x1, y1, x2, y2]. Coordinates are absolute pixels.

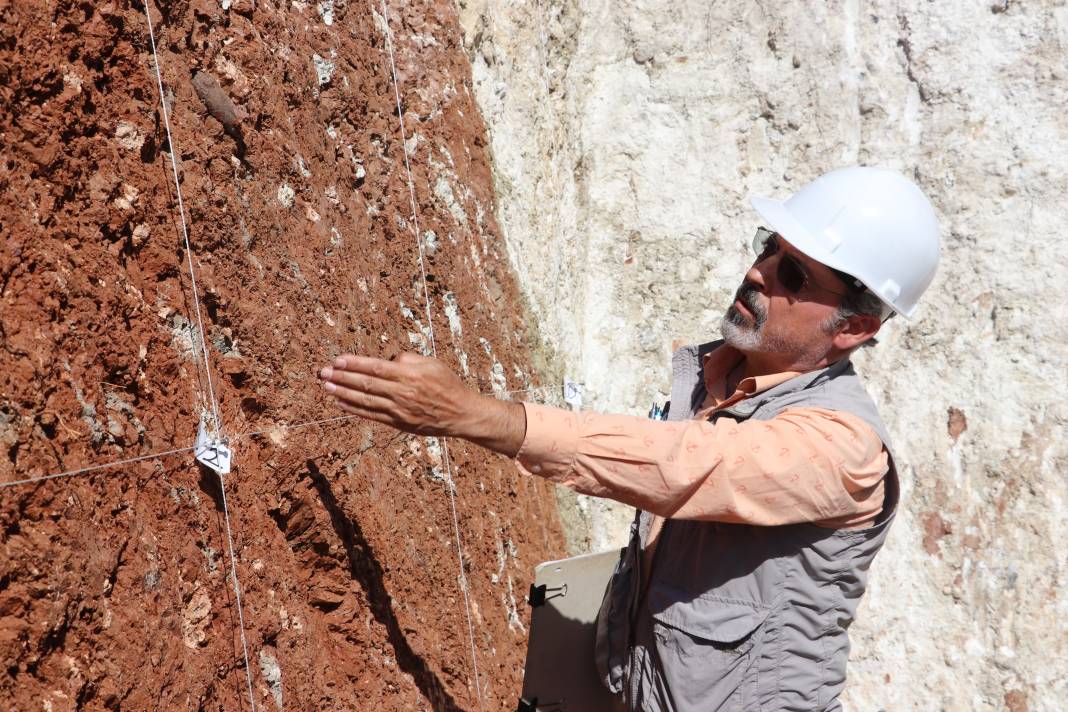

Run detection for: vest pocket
[[647, 585, 771, 710], [649, 585, 771, 644]]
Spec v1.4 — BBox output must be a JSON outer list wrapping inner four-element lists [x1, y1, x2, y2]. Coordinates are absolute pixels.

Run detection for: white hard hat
[[749, 166, 940, 318]]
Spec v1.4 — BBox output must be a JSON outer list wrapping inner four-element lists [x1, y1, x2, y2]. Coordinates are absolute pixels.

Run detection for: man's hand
[[319, 353, 527, 457]]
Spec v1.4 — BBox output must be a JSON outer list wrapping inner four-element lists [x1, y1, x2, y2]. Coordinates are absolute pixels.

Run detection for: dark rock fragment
[[191, 70, 246, 156]]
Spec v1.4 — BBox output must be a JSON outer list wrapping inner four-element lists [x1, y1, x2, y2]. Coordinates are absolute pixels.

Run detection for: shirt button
[[531, 465, 542, 474]]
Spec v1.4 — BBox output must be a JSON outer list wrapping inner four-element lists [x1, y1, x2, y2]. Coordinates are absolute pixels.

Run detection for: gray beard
[[720, 286, 770, 351], [719, 314, 764, 350], [719, 303, 802, 355]]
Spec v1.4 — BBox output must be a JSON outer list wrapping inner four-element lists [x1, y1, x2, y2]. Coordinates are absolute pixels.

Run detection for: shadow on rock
[[305, 459, 467, 712]]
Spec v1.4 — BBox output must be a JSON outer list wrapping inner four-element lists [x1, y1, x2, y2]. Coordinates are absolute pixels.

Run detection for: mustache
[[734, 282, 757, 307], [727, 282, 766, 326]]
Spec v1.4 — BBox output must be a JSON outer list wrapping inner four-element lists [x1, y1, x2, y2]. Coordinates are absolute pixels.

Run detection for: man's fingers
[[322, 369, 397, 399], [335, 400, 398, 427], [330, 354, 408, 381], [324, 381, 398, 416]]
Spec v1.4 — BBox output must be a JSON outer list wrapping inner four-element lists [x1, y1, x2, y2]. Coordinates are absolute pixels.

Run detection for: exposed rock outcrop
[[0, 1, 563, 709]]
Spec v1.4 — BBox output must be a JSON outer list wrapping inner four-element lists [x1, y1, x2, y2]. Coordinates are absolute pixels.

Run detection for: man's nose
[[744, 263, 768, 293]]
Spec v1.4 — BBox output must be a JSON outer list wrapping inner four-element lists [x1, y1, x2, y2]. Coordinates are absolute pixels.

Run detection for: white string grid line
[[3, 375, 564, 487], [141, 0, 222, 437], [490, 384, 559, 397], [233, 414, 365, 442], [377, 1, 484, 707], [142, 4, 255, 710], [0, 382, 569, 490], [0, 446, 196, 490], [0, 418, 364, 495], [216, 470, 257, 711]]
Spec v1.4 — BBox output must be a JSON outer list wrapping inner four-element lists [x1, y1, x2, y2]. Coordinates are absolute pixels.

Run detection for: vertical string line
[[376, 2, 484, 707], [218, 476, 258, 712], [141, 4, 254, 710], [142, 0, 222, 435], [379, 5, 438, 340]]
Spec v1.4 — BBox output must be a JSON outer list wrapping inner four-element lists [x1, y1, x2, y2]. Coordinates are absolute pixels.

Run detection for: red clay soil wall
[[0, 1, 566, 709]]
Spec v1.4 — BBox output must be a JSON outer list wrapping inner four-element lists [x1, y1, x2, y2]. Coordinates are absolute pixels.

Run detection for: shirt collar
[[701, 344, 802, 408]]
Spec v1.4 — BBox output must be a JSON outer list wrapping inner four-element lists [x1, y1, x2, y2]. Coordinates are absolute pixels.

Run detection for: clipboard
[[519, 549, 624, 711]]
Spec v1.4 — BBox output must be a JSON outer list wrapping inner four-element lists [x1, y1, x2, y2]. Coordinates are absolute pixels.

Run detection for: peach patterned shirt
[[515, 345, 888, 532]]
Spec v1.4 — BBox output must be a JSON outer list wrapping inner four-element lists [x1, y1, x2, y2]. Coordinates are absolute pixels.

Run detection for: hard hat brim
[[749, 195, 847, 277], [749, 195, 902, 318]]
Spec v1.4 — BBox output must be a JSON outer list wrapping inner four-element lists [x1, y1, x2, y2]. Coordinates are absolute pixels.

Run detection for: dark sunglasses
[[752, 227, 857, 296]]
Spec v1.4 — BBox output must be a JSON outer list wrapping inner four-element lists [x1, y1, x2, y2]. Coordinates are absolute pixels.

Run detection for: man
[[318, 166, 940, 710]]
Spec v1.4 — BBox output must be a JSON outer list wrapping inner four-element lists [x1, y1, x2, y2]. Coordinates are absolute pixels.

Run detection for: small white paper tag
[[563, 379, 584, 410], [194, 420, 232, 475]]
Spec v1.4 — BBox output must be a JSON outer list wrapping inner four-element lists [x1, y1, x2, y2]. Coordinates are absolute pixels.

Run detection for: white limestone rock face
[[458, 0, 1068, 709]]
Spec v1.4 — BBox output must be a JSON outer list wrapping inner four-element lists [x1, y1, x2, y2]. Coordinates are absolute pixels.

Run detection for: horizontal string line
[[0, 446, 196, 490], [231, 414, 364, 442], [3, 381, 572, 491]]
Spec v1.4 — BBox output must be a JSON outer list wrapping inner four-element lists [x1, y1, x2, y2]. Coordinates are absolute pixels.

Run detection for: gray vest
[[594, 342, 899, 712]]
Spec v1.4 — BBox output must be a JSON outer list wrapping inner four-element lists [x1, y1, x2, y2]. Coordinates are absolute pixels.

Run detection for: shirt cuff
[[515, 402, 581, 481]]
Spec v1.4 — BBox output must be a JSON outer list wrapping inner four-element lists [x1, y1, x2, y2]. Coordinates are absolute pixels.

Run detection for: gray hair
[[820, 288, 888, 346]]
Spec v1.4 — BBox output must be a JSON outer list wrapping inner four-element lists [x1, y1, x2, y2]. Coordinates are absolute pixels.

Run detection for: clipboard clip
[[527, 583, 567, 608], [517, 696, 564, 712]]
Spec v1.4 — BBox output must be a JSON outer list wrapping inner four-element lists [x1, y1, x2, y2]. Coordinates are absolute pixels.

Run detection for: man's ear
[[832, 313, 882, 351]]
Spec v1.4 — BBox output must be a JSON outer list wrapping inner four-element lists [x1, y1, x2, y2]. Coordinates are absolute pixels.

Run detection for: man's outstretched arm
[[319, 352, 527, 457], [319, 351, 886, 528]]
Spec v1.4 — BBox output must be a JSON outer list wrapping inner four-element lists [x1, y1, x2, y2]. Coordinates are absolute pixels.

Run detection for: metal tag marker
[[194, 420, 232, 475]]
